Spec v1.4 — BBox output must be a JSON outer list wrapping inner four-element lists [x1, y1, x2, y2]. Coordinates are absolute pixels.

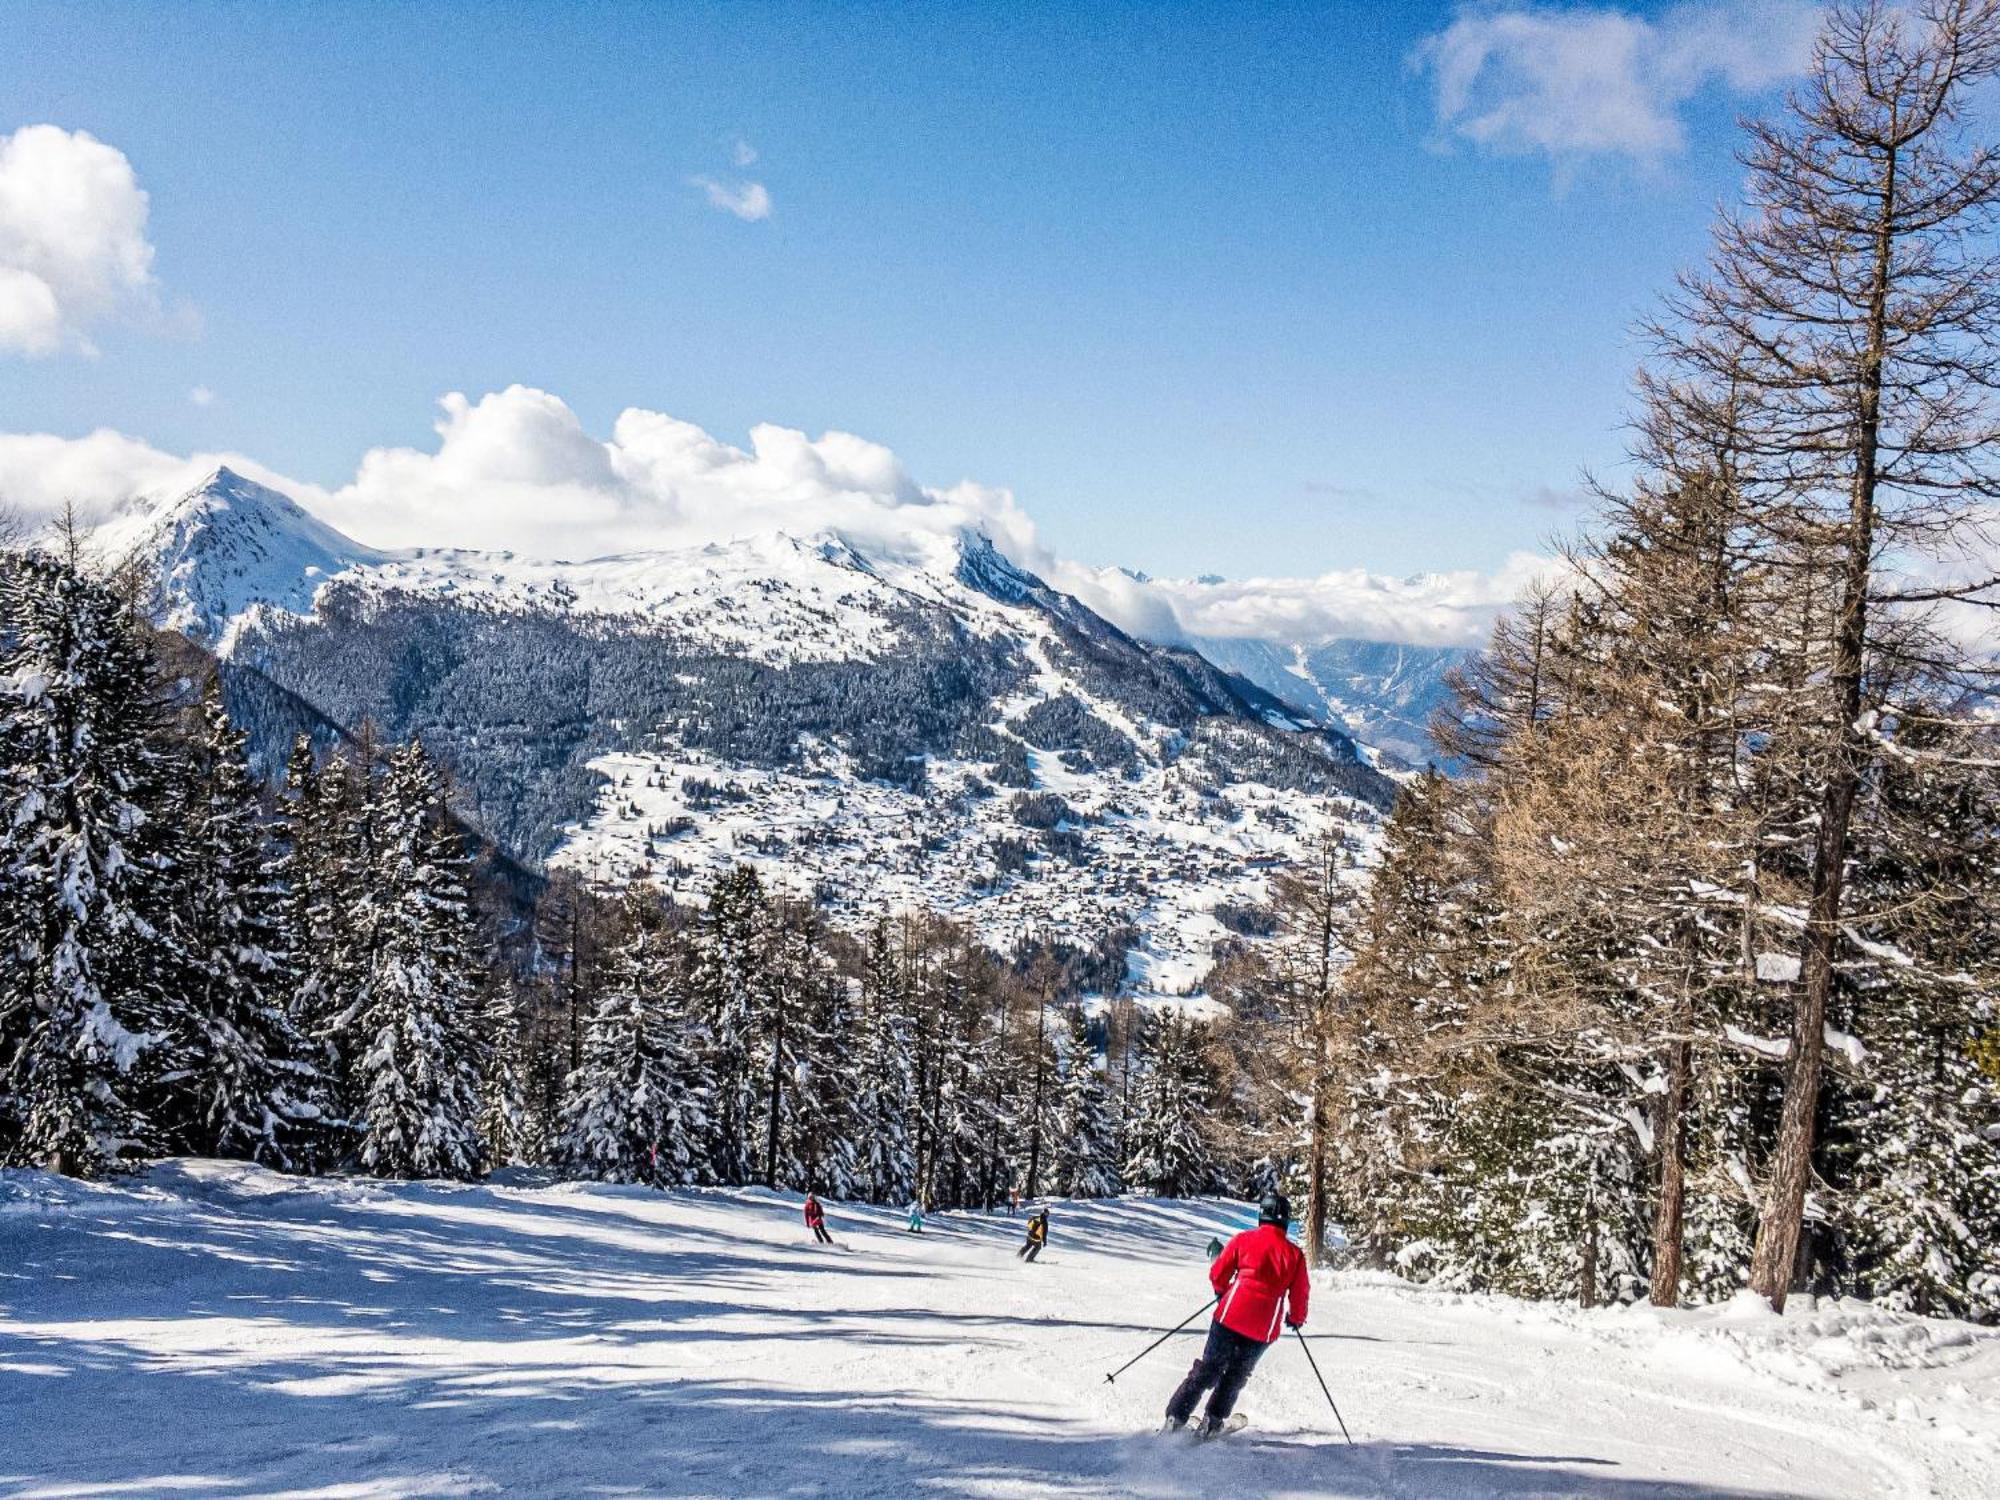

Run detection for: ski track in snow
[[3, 1164, 1997, 1499]]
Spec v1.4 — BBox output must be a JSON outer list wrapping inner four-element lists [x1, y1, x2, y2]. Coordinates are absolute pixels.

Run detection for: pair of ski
[[1158, 1414, 1248, 1442]]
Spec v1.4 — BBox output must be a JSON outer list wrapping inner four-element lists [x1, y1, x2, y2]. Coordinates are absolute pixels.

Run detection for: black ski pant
[[1019, 1241, 1042, 1262], [811, 1224, 832, 1244], [1165, 1320, 1268, 1426]]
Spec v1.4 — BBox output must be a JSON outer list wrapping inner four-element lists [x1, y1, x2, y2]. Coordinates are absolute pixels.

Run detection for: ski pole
[[1291, 1326, 1354, 1446], [1103, 1296, 1217, 1384]]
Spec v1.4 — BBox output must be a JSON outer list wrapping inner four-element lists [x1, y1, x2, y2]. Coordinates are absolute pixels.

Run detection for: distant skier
[[1018, 1208, 1049, 1263], [1206, 1235, 1224, 1261], [907, 1201, 925, 1234], [1163, 1193, 1309, 1438], [804, 1192, 833, 1245]]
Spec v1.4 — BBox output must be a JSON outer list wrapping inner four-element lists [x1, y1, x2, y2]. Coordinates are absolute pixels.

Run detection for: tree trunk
[[567, 907, 584, 1075], [763, 987, 786, 1188], [1650, 1031, 1691, 1307], [1304, 1061, 1332, 1269], [1026, 1021, 1048, 1200], [1749, 146, 1893, 1312], [1580, 1195, 1600, 1309]]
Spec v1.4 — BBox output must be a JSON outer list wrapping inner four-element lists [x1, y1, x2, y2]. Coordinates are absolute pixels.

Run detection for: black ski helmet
[[1258, 1192, 1292, 1227]]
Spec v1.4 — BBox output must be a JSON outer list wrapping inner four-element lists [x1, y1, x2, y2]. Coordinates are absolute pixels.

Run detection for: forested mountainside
[[97, 468, 1391, 995]]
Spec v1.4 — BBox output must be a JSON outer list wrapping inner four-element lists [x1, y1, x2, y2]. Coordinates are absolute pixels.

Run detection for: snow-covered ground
[[5, 1164, 1997, 1499]]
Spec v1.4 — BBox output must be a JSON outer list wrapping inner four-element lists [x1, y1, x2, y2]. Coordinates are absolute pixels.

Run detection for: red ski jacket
[[804, 1198, 824, 1226], [1210, 1223, 1309, 1344]]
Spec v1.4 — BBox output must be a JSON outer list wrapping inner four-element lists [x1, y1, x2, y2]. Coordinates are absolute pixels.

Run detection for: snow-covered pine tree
[[476, 973, 535, 1169], [1014, 998, 1059, 1202], [0, 547, 179, 1176], [268, 734, 354, 1167], [691, 864, 770, 1183], [348, 739, 485, 1180], [852, 919, 917, 1205], [787, 914, 860, 1199], [1123, 1012, 1219, 1198], [556, 883, 707, 1186], [290, 736, 378, 1120], [159, 678, 319, 1165], [1049, 1006, 1121, 1198], [1835, 718, 2000, 1317], [931, 937, 1007, 1209], [753, 898, 813, 1188]]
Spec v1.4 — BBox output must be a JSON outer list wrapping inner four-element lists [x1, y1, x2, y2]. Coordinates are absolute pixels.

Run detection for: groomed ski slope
[[3, 1164, 1998, 1498]]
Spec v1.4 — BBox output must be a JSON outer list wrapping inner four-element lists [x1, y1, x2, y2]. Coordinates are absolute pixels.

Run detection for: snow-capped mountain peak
[[95, 467, 386, 648]]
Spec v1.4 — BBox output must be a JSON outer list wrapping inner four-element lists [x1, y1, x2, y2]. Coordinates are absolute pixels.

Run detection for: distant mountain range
[[1187, 635, 1471, 769], [92, 469, 1399, 1000]]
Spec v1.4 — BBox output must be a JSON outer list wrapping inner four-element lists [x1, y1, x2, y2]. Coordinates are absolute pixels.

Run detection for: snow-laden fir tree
[[691, 864, 769, 1182], [753, 899, 812, 1188], [926, 940, 1007, 1208], [285, 735, 379, 1120], [1048, 1006, 1121, 1198], [776, 905, 859, 1197], [851, 920, 917, 1205], [476, 975, 535, 1169], [0, 548, 179, 1176], [159, 679, 320, 1165], [1836, 720, 2000, 1317], [1124, 1012, 1219, 1198], [556, 884, 707, 1186], [348, 739, 484, 1179]]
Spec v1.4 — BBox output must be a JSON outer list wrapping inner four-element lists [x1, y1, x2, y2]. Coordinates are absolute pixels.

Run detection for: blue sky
[[0, 0, 1819, 612]]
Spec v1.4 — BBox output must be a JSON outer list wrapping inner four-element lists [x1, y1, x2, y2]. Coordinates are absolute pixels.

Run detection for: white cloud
[[1124, 555, 1558, 650], [0, 426, 294, 527], [691, 175, 772, 221], [0, 386, 1542, 649], [189, 384, 215, 407], [0, 124, 159, 355], [1413, 2, 1818, 165], [731, 139, 760, 168]]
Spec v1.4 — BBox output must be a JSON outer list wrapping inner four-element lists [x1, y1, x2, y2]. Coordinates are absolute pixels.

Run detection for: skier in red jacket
[[1163, 1193, 1309, 1436], [803, 1193, 833, 1245]]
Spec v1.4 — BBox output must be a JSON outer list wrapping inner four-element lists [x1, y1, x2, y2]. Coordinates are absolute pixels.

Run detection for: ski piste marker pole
[[1103, 1296, 1217, 1384], [1292, 1325, 1354, 1446]]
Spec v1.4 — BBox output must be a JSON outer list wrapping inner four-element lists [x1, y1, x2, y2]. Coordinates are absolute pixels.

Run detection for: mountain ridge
[[94, 470, 1392, 1002]]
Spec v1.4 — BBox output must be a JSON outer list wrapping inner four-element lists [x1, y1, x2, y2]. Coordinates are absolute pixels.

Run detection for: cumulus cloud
[[0, 386, 1543, 649], [1413, 1, 1818, 165], [0, 124, 159, 355], [691, 175, 772, 221]]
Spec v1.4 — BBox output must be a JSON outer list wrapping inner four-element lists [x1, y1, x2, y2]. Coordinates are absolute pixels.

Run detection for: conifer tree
[[292, 739, 377, 1119], [0, 549, 179, 1176], [852, 920, 917, 1205], [477, 975, 535, 1169], [1124, 1013, 1219, 1198], [788, 928, 859, 1199], [691, 864, 769, 1182], [349, 740, 484, 1179], [1049, 1006, 1121, 1198], [557, 884, 707, 1186], [1649, 0, 2000, 1308], [161, 679, 318, 1164]]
